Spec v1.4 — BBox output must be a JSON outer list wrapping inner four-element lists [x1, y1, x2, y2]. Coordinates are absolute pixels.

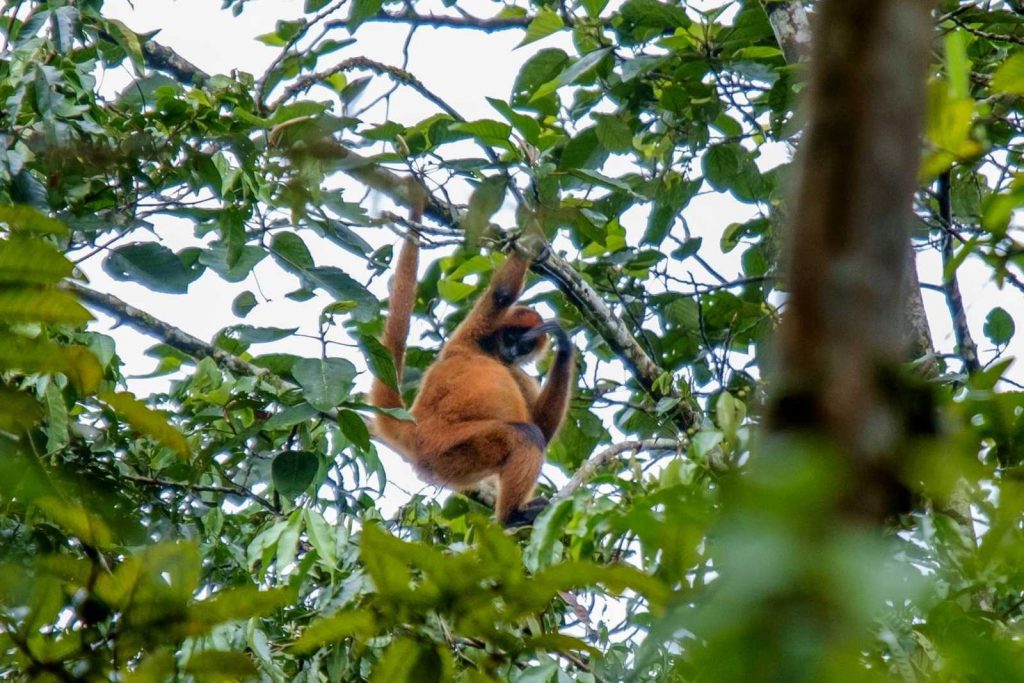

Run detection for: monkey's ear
[[511, 233, 550, 263]]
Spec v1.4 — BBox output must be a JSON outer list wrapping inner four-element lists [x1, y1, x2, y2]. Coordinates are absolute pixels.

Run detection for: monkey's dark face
[[482, 320, 565, 365]]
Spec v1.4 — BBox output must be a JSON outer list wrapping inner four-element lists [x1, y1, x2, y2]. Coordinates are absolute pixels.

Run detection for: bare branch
[[937, 171, 981, 374], [551, 438, 683, 504]]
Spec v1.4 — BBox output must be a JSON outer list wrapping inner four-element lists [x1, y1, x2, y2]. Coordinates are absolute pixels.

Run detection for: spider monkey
[[370, 195, 574, 527]]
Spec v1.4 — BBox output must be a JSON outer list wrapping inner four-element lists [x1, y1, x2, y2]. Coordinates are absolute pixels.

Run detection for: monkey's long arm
[[449, 252, 530, 345], [532, 327, 574, 442]]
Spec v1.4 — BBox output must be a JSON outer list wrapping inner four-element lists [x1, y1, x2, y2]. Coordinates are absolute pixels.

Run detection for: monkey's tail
[[370, 207, 421, 455]]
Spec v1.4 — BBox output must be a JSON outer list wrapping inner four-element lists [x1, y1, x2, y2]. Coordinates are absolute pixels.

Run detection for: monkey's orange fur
[[370, 204, 574, 525]]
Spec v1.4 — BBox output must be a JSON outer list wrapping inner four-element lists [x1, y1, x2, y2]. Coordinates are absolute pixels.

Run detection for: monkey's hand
[[504, 497, 550, 528], [510, 233, 551, 264]]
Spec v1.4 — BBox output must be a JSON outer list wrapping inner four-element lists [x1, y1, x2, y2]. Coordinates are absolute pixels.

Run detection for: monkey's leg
[[417, 420, 546, 525]]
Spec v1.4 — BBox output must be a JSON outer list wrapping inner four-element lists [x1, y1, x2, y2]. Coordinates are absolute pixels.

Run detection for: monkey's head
[[485, 306, 565, 365]]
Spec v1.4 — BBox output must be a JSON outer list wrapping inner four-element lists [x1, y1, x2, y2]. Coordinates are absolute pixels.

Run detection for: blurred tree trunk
[[770, 0, 935, 522]]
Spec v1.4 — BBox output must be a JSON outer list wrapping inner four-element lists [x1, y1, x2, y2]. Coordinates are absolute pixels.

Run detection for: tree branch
[[764, 1, 812, 63], [346, 9, 532, 32], [937, 171, 981, 374], [125, 474, 277, 513], [551, 438, 683, 504], [66, 281, 281, 384]]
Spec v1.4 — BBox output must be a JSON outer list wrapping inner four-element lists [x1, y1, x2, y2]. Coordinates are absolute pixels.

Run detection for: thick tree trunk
[[770, 0, 934, 522]]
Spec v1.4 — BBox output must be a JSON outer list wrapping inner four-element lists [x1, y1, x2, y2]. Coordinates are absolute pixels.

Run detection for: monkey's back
[[412, 348, 532, 425]]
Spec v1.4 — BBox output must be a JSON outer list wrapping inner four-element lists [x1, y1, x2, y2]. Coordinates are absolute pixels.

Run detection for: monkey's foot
[[503, 497, 550, 528]]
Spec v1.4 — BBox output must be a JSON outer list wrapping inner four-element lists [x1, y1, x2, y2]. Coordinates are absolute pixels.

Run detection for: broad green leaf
[[944, 30, 970, 100], [487, 97, 542, 145], [984, 307, 1015, 346], [36, 497, 113, 549], [449, 119, 513, 147], [337, 409, 371, 451], [99, 391, 191, 458], [595, 113, 633, 152], [0, 337, 101, 394], [270, 231, 316, 271], [524, 497, 574, 571], [0, 237, 73, 284], [44, 382, 69, 454], [358, 334, 399, 392], [305, 266, 378, 322], [620, 0, 691, 31], [231, 291, 258, 317], [518, 9, 564, 47], [464, 175, 507, 247], [992, 52, 1024, 96], [513, 49, 570, 102], [263, 402, 319, 430], [371, 638, 450, 683], [0, 287, 92, 324], [271, 451, 319, 498], [292, 357, 356, 410], [348, 0, 383, 30], [222, 325, 296, 344], [0, 386, 43, 433], [291, 610, 376, 654], [104, 18, 145, 71], [104, 243, 195, 294], [530, 47, 611, 101], [304, 509, 338, 569], [183, 651, 258, 683], [0, 204, 68, 235], [191, 586, 295, 629], [438, 278, 477, 302]]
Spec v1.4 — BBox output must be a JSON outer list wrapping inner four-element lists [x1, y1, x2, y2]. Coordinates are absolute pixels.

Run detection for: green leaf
[[192, 586, 295, 628], [270, 232, 316, 271], [223, 325, 297, 344], [99, 391, 190, 458], [0, 386, 43, 433], [372, 638, 450, 683], [231, 291, 258, 318], [984, 307, 1015, 346], [104, 243, 195, 294], [487, 97, 542, 146], [104, 18, 144, 71], [304, 267, 379, 322], [0, 287, 91, 325], [944, 30, 970, 100], [263, 403, 319, 431], [337, 409, 371, 451], [0, 337, 101, 394], [464, 175, 508, 247], [43, 382, 69, 455], [183, 651, 258, 683], [359, 334, 399, 393], [0, 237, 73, 284], [305, 0, 331, 11], [292, 358, 356, 411], [992, 52, 1024, 96], [530, 47, 611, 101], [524, 497, 574, 571], [291, 610, 376, 654], [595, 113, 633, 152], [620, 0, 690, 31], [272, 451, 319, 498], [0, 205, 68, 235], [518, 9, 564, 47], [449, 119, 513, 147], [513, 49, 570, 103], [304, 509, 338, 569], [348, 0, 383, 30], [438, 278, 477, 302]]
